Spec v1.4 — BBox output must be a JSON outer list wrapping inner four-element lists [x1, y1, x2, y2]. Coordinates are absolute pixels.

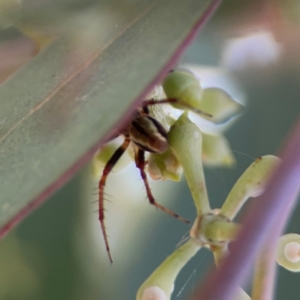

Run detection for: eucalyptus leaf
[[0, 0, 219, 235]]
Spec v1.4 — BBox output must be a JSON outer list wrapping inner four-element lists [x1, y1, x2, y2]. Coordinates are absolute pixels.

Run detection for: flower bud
[[276, 234, 300, 272], [148, 149, 182, 181]]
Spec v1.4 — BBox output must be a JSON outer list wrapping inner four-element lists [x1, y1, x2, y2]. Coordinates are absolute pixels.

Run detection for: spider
[[98, 70, 212, 263], [98, 98, 211, 263]]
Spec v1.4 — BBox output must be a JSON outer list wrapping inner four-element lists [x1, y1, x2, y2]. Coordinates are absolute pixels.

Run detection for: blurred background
[[1, 0, 300, 299]]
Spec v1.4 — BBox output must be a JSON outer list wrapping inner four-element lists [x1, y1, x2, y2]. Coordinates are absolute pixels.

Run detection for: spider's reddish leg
[[99, 137, 130, 263], [135, 148, 190, 224]]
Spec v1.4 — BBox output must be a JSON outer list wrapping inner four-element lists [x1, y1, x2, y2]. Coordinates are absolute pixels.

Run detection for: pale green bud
[[148, 149, 182, 182], [202, 132, 236, 167], [276, 234, 300, 272], [198, 88, 244, 123], [91, 138, 132, 178], [162, 70, 203, 110]]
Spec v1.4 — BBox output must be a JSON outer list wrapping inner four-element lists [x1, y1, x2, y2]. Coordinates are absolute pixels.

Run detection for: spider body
[[128, 111, 169, 153]]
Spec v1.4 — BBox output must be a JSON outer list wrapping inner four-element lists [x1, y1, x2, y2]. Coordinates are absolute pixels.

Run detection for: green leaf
[[276, 234, 300, 272], [0, 0, 221, 235]]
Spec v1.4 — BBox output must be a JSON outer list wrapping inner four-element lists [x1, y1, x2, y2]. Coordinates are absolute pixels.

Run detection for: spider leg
[[135, 148, 189, 224], [98, 137, 130, 263], [142, 98, 212, 118]]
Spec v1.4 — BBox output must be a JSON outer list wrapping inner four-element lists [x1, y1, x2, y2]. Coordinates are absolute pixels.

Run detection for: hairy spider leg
[[142, 98, 212, 118], [135, 148, 189, 224], [98, 137, 130, 263]]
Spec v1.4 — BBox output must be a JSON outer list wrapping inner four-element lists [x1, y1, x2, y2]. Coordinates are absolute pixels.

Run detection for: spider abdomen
[[129, 115, 168, 153]]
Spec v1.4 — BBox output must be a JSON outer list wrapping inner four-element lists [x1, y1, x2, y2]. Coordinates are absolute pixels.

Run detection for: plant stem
[[190, 117, 300, 300]]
